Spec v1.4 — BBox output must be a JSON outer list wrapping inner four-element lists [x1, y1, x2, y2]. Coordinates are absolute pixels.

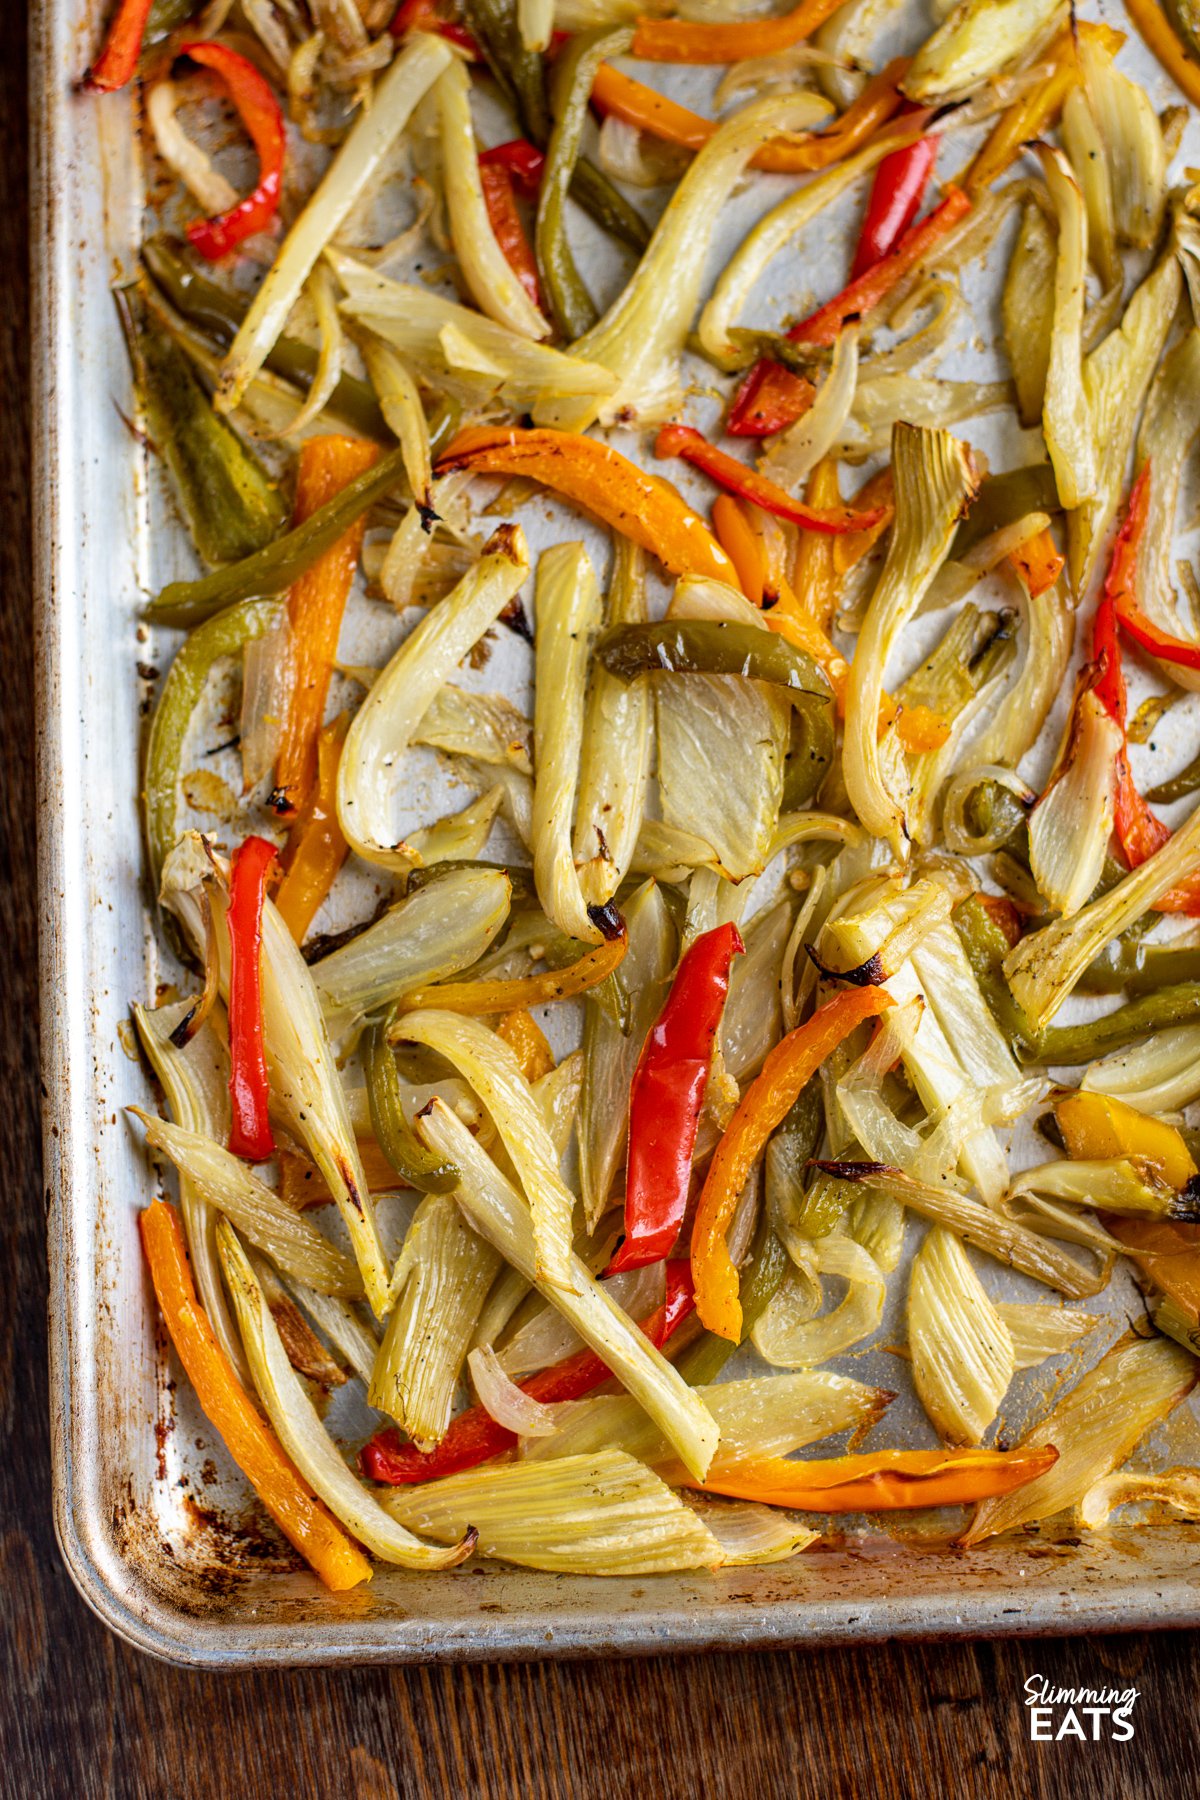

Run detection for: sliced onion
[[240, 613, 293, 797], [759, 322, 859, 492], [752, 1234, 885, 1368], [498, 1264, 665, 1377], [598, 114, 691, 189], [469, 1343, 559, 1436], [146, 76, 239, 218]]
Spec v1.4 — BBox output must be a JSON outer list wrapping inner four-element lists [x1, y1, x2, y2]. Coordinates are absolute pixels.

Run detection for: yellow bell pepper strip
[[1125, 0, 1200, 111], [787, 185, 972, 349], [632, 0, 847, 66], [273, 714, 350, 945], [682, 1445, 1059, 1511], [654, 425, 888, 535], [496, 1007, 556, 1081], [791, 458, 842, 631], [963, 21, 1123, 194], [1056, 1092, 1198, 1191], [589, 60, 922, 175], [895, 706, 951, 753], [391, 926, 628, 1018], [436, 427, 738, 584], [139, 1198, 372, 1590], [273, 435, 380, 820], [692, 985, 893, 1339]]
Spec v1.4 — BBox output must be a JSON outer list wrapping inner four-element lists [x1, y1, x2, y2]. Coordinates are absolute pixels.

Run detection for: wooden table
[[5, 11, 1200, 1799]]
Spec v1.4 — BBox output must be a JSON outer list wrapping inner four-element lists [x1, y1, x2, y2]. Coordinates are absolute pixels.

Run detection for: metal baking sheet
[[34, 0, 1200, 1667]]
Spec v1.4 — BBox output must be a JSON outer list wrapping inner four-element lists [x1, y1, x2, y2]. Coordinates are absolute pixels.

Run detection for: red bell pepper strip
[[82, 0, 155, 92], [787, 184, 972, 349], [360, 1262, 696, 1484], [1111, 469, 1200, 674], [849, 114, 937, 280], [227, 834, 278, 1162], [179, 42, 286, 261], [1091, 468, 1200, 911], [608, 924, 744, 1276], [478, 160, 542, 309], [727, 360, 815, 438], [654, 424, 889, 535], [479, 139, 546, 194], [390, 0, 482, 53]]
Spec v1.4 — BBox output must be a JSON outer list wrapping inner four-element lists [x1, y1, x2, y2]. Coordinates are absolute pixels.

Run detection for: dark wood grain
[[4, 8, 1200, 1798]]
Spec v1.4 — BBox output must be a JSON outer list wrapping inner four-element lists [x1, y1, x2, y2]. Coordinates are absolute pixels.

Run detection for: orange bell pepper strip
[[139, 1199, 372, 1591], [788, 184, 972, 349], [436, 427, 738, 584], [1124, 0, 1200, 112], [496, 1007, 556, 1081], [692, 986, 893, 1339], [273, 713, 350, 944], [655, 425, 888, 535], [712, 496, 852, 706], [833, 468, 895, 574], [82, 0, 154, 91], [1008, 525, 1064, 598], [632, 0, 846, 65], [683, 1445, 1059, 1511], [963, 22, 1123, 194], [1107, 1217, 1200, 1321], [590, 60, 920, 174], [274, 435, 380, 819], [392, 928, 628, 1018]]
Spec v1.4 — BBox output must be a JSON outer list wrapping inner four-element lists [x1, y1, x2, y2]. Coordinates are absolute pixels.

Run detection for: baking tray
[[33, 0, 1200, 1667]]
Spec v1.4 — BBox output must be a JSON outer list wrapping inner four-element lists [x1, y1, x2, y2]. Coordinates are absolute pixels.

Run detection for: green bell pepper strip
[[949, 462, 1062, 561], [782, 695, 835, 810], [953, 894, 1200, 1064], [1075, 938, 1200, 996], [595, 620, 831, 697], [675, 1213, 790, 1386], [139, 0, 195, 64], [537, 29, 633, 338], [769, 1079, 841, 1238], [143, 597, 282, 897], [459, 0, 650, 254], [1033, 986, 1200, 1065], [148, 444, 410, 627], [143, 236, 389, 443], [363, 1019, 461, 1193], [1147, 742, 1200, 805], [117, 287, 287, 568], [952, 895, 1038, 1058]]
